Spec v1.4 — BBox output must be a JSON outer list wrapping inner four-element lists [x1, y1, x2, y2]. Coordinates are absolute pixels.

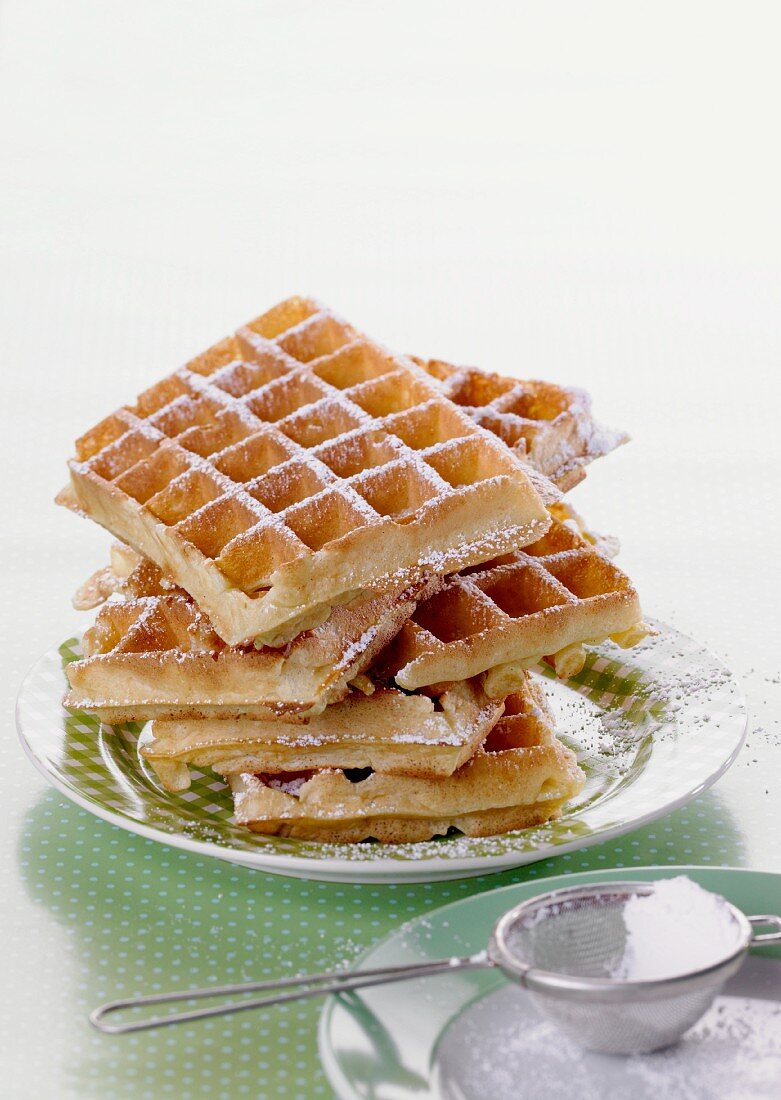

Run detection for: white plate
[[17, 619, 746, 883]]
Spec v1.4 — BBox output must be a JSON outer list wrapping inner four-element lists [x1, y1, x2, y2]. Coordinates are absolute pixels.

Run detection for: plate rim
[[318, 864, 781, 1100], [16, 620, 748, 883]]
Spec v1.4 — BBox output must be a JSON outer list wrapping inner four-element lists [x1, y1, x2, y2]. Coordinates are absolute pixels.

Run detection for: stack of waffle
[[59, 297, 645, 844]]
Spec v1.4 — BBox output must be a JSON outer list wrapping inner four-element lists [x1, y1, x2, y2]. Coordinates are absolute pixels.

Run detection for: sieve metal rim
[[487, 880, 752, 1004]]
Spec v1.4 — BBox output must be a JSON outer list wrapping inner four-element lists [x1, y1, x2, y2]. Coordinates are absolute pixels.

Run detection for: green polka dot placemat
[[17, 790, 758, 1099], [10, 622, 759, 1099]]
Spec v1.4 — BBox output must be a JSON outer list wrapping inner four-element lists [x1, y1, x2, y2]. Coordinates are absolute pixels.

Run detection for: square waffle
[[228, 674, 584, 844], [413, 357, 628, 491], [65, 565, 435, 723], [376, 512, 645, 693], [64, 298, 550, 646], [142, 677, 503, 792]]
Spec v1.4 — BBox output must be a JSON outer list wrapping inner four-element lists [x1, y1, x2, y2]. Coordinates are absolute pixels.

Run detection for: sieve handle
[[89, 951, 491, 1034], [748, 914, 781, 944]]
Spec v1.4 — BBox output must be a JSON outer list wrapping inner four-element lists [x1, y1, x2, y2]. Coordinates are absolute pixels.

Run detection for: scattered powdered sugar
[[119, 622, 744, 863], [611, 876, 740, 981], [621, 999, 781, 1100], [544, 679, 643, 776], [434, 983, 781, 1100]]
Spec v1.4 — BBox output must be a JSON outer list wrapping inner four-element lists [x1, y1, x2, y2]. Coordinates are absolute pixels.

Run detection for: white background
[[2, 1, 780, 645], [1, 3, 780, 1086]]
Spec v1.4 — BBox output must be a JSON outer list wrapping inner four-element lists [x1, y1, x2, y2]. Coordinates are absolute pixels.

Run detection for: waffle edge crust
[[142, 677, 502, 792], [229, 717, 585, 844], [65, 298, 551, 646], [63, 578, 435, 722], [380, 514, 643, 690], [227, 680, 585, 845]]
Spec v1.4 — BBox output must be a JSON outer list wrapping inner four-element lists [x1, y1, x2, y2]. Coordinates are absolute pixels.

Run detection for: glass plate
[[319, 866, 781, 1099], [16, 619, 746, 883]]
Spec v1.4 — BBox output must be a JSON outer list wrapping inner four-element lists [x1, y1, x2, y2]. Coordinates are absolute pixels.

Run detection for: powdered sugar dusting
[[268, 622, 744, 861], [612, 877, 739, 981], [435, 982, 781, 1100]]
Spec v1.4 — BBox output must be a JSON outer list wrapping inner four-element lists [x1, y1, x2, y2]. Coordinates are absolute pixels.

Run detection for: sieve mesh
[[491, 884, 749, 1054], [508, 893, 635, 978]]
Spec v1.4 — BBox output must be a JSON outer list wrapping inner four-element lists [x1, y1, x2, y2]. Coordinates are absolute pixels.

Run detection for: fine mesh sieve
[[488, 882, 781, 1053], [90, 880, 781, 1054]]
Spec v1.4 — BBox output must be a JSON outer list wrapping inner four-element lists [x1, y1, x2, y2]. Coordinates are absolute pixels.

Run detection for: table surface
[[2, 3, 780, 1098]]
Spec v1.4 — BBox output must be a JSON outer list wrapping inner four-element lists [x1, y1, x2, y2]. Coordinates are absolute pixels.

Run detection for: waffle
[[547, 500, 620, 560], [71, 542, 162, 610], [63, 298, 551, 647], [413, 357, 627, 491], [65, 575, 434, 724], [142, 677, 502, 792], [377, 513, 645, 693], [228, 675, 584, 843]]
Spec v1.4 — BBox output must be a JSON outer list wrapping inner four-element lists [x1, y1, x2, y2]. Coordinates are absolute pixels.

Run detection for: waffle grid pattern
[[68, 299, 548, 644], [389, 517, 641, 689], [82, 594, 221, 656], [64, 577, 428, 722], [415, 357, 628, 490]]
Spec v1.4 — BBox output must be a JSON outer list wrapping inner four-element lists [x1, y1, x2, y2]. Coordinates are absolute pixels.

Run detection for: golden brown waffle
[[547, 501, 620, 560], [412, 357, 628, 491], [65, 577, 433, 724], [228, 676, 584, 844], [63, 298, 550, 647], [142, 677, 502, 792], [377, 513, 645, 693], [71, 542, 168, 610]]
